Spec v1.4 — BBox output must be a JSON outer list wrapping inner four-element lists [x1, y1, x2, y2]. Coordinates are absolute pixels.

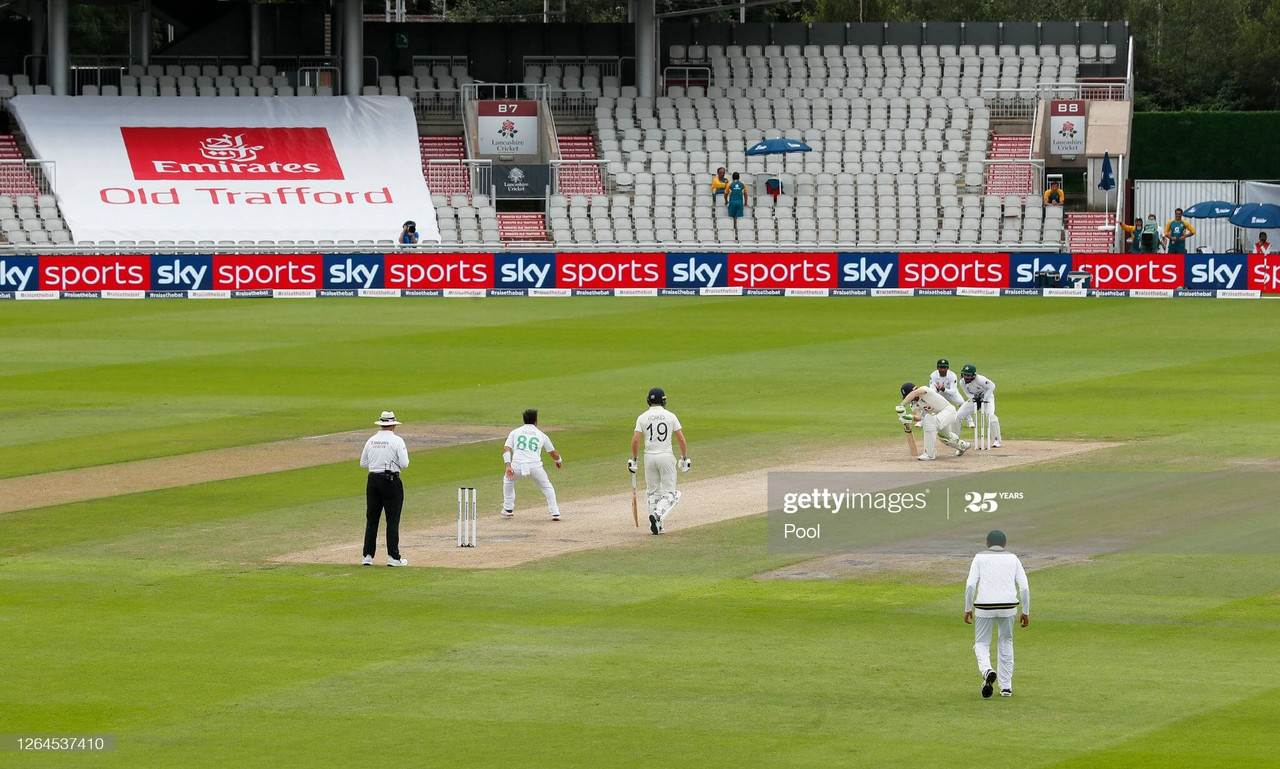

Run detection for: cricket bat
[[631, 471, 639, 527], [903, 422, 918, 456]]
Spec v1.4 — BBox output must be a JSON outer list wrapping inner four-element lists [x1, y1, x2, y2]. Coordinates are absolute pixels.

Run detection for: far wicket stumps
[[457, 487, 477, 547]]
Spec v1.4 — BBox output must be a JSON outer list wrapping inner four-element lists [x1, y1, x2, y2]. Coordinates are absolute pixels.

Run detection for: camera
[[403, 220, 416, 233]]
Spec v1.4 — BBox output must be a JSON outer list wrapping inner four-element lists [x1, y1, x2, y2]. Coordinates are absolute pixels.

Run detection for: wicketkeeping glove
[[627, 458, 638, 473], [679, 457, 691, 472]]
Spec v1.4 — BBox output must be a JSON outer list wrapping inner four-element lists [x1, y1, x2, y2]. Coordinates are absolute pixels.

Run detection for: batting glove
[[679, 457, 691, 472], [894, 404, 907, 414], [627, 458, 638, 473]]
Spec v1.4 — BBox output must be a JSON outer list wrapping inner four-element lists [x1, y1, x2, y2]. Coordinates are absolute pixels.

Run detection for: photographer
[[399, 220, 420, 245]]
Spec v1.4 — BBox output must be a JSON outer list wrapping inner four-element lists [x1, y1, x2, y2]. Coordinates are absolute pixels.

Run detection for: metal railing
[[546, 90, 599, 120], [298, 66, 341, 93], [413, 89, 463, 119], [980, 158, 1046, 196], [981, 87, 1038, 120], [549, 160, 613, 196], [0, 240, 1066, 256], [424, 159, 494, 199], [662, 66, 712, 94], [411, 55, 469, 75], [523, 56, 622, 82], [0, 160, 57, 195], [1036, 81, 1128, 101], [462, 82, 549, 102]]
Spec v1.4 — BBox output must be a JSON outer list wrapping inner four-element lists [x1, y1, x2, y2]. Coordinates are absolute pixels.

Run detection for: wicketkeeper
[[955, 363, 1002, 448]]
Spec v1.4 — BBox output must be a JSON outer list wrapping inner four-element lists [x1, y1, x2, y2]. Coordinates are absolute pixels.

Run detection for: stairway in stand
[[556, 135, 605, 195], [419, 135, 469, 198], [497, 213, 548, 242], [1066, 212, 1117, 252], [984, 134, 1034, 196]]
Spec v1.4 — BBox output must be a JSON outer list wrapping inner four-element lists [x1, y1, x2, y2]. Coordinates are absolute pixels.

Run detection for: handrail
[[0, 159, 58, 195], [0, 241, 1065, 256]]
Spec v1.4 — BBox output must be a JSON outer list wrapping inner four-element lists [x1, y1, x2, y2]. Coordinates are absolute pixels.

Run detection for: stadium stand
[[567, 42, 1070, 247], [0, 36, 1103, 251], [0, 134, 68, 246]]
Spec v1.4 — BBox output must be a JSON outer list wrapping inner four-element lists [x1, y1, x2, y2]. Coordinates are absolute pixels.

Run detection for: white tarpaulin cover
[[9, 95, 440, 243]]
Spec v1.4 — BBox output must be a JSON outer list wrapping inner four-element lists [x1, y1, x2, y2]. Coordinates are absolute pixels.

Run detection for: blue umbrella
[[1183, 200, 1238, 218], [745, 138, 812, 155], [1229, 202, 1280, 229], [1097, 152, 1115, 191]]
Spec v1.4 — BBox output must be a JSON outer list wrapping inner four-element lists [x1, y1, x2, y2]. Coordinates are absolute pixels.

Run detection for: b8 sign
[[1050, 100, 1084, 116]]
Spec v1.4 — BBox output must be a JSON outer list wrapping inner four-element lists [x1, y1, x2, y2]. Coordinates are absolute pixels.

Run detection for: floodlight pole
[[635, 0, 657, 98], [48, 0, 69, 95], [341, 0, 363, 95]]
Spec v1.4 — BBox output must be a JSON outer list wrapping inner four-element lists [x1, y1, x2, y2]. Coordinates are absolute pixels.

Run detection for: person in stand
[[1164, 208, 1196, 254], [1254, 232, 1271, 254]]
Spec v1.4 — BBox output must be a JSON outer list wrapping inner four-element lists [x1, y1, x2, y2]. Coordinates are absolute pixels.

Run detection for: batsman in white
[[501, 408, 563, 521], [955, 363, 1002, 448], [964, 529, 1030, 699], [629, 387, 689, 535], [930, 358, 974, 428], [898, 381, 969, 461]]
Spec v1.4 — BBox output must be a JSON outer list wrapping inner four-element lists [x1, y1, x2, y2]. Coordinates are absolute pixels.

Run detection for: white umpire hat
[[374, 410, 402, 426]]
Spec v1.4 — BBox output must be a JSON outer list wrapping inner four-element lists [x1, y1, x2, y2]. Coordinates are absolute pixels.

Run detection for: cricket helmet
[[900, 382, 916, 398], [647, 387, 667, 405]]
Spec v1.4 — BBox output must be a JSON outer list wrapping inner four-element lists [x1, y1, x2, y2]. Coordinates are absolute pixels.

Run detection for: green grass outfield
[[2, 297, 1279, 767]]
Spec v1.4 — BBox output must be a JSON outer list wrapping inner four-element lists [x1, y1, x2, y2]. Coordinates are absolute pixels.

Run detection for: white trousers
[[974, 615, 1015, 691], [956, 398, 1002, 441], [922, 404, 961, 458], [941, 389, 965, 409], [502, 464, 559, 515], [644, 453, 678, 517]]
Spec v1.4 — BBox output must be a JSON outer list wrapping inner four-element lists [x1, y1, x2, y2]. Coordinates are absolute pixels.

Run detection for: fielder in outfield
[[898, 382, 969, 461], [955, 363, 1003, 448], [630, 387, 689, 535], [965, 530, 1030, 698], [501, 409, 563, 520]]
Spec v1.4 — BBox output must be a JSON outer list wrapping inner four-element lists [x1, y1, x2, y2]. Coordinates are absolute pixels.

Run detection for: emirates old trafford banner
[[8, 95, 440, 243]]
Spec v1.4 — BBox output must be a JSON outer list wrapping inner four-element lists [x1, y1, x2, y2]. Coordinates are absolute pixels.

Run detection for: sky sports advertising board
[[7, 96, 439, 244], [0, 252, 1276, 296]]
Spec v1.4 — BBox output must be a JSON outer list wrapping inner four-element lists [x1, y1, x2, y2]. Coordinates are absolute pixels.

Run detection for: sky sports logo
[[121, 127, 344, 181], [0, 257, 38, 291]]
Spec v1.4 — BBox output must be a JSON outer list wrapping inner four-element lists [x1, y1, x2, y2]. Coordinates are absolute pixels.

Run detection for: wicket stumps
[[973, 404, 992, 451], [457, 487, 477, 547]]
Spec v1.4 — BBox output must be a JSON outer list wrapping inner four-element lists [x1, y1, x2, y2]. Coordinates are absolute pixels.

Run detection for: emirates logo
[[199, 133, 265, 162]]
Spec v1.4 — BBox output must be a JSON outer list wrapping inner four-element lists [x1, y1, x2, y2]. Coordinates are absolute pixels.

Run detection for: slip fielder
[[898, 382, 969, 461], [501, 409, 563, 520], [955, 363, 1002, 448], [629, 387, 689, 535], [930, 358, 974, 428]]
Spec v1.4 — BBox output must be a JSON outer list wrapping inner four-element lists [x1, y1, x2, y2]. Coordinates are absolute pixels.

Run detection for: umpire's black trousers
[[364, 472, 404, 559]]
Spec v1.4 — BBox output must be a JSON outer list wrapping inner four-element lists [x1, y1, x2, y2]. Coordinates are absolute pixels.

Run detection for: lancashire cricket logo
[[508, 167, 525, 183], [498, 119, 518, 139], [199, 133, 264, 162], [1057, 120, 1077, 140]]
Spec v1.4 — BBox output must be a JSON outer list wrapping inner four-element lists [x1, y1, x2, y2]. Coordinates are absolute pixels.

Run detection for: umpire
[[360, 411, 411, 567]]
